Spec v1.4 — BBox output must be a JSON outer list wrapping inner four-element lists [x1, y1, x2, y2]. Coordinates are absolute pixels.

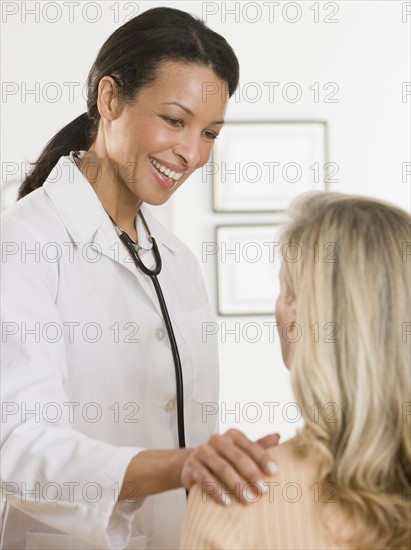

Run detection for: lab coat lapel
[[90, 219, 163, 317]]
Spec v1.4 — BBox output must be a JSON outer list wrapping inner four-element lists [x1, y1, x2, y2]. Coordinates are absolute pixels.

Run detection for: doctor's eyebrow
[[160, 102, 225, 125]]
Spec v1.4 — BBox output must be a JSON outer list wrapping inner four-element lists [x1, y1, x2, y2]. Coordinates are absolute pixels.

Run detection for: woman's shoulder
[[180, 437, 329, 550], [268, 434, 320, 474]]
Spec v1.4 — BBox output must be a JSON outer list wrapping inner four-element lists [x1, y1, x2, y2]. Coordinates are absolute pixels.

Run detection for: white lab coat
[[0, 152, 219, 550]]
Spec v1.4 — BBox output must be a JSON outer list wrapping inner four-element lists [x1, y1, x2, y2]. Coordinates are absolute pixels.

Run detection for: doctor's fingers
[[182, 443, 251, 505], [213, 429, 279, 478], [256, 432, 281, 449], [207, 431, 278, 487]]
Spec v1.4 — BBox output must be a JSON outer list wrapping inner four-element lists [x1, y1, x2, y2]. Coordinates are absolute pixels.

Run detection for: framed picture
[[213, 121, 328, 212], [216, 224, 284, 316]]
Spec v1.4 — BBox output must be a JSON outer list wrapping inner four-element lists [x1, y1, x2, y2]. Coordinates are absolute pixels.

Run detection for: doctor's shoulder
[[1, 185, 64, 243], [1, 186, 66, 295]]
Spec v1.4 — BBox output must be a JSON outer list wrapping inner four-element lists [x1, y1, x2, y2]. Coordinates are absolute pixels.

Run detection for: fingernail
[[244, 490, 258, 502], [222, 493, 231, 506], [267, 461, 278, 474], [257, 480, 268, 493]]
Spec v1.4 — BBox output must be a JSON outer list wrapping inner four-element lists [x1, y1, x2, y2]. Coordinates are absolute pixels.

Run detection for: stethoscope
[[107, 210, 186, 450]]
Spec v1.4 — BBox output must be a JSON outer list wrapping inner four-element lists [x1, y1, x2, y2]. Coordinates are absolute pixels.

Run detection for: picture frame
[[212, 121, 328, 212], [216, 223, 284, 316]]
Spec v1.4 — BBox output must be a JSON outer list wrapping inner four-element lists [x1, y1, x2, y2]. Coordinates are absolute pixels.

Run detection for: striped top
[[180, 437, 353, 549]]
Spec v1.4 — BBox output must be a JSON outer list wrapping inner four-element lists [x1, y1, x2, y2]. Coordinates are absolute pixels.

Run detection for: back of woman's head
[[280, 191, 411, 548], [18, 7, 239, 199]]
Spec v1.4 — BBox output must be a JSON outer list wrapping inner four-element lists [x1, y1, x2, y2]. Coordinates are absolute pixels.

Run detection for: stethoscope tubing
[[115, 221, 186, 450]]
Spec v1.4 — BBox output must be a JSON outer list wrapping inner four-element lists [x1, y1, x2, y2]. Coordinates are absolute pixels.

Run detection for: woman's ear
[[285, 289, 297, 324], [284, 294, 298, 330], [97, 76, 123, 121], [290, 299, 297, 324]]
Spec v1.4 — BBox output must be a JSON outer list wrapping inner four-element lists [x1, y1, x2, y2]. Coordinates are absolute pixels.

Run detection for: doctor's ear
[[96, 76, 124, 121]]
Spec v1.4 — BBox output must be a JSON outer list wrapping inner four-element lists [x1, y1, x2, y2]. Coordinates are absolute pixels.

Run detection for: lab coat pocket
[[172, 306, 219, 404], [25, 533, 147, 550]]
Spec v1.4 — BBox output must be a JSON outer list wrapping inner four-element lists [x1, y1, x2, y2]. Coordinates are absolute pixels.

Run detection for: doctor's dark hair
[[17, 7, 239, 199]]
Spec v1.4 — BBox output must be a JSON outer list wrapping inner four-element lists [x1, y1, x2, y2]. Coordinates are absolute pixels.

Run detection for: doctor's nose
[[173, 136, 204, 169]]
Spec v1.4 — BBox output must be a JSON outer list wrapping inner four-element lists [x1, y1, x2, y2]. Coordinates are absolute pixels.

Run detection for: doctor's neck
[[76, 149, 142, 242]]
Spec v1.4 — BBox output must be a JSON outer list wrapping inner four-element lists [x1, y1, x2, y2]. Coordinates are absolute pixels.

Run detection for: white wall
[[2, 1, 410, 442]]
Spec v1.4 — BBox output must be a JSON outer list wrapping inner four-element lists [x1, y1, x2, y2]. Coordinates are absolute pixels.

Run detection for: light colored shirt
[[1, 152, 219, 549], [180, 437, 352, 550]]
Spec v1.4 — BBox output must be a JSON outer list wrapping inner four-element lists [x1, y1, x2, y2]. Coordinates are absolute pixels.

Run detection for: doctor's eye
[[161, 116, 183, 128], [203, 130, 219, 141]]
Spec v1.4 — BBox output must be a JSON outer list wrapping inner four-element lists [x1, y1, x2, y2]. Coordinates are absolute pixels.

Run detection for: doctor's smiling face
[[83, 60, 228, 213]]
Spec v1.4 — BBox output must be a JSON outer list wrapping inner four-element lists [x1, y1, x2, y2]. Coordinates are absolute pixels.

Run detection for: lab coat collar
[[42, 152, 178, 253]]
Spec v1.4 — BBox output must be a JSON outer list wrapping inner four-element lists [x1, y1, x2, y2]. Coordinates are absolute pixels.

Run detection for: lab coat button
[[155, 327, 165, 341], [164, 399, 176, 412]]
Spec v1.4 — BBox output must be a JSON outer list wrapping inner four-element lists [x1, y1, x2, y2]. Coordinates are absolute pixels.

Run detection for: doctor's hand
[[181, 428, 280, 505]]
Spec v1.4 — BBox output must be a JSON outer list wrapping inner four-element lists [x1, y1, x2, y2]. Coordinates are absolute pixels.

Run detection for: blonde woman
[[180, 192, 411, 549]]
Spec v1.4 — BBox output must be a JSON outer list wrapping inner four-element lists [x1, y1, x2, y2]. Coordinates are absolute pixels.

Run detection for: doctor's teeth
[[150, 158, 182, 181]]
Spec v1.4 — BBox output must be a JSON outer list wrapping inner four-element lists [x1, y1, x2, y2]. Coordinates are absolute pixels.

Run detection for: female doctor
[[1, 7, 279, 550]]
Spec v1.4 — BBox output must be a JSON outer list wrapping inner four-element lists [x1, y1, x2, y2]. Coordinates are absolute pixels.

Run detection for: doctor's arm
[[1, 216, 145, 549], [119, 431, 280, 505]]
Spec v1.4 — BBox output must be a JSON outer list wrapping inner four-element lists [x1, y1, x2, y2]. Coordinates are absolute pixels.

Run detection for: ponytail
[[17, 113, 94, 200]]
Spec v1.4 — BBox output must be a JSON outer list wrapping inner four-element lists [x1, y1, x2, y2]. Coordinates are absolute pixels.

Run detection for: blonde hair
[[280, 191, 411, 549]]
